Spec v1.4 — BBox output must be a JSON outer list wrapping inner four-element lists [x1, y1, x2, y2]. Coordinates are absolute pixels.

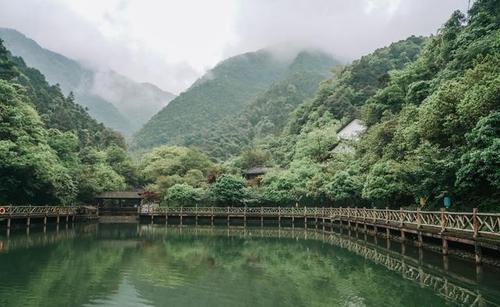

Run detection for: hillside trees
[[254, 0, 499, 210], [140, 146, 215, 200], [0, 40, 138, 205], [0, 80, 76, 204]]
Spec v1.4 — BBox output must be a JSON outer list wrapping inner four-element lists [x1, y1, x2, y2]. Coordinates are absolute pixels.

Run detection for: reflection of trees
[[0, 224, 486, 307], [0, 233, 126, 306], [130, 228, 446, 307]]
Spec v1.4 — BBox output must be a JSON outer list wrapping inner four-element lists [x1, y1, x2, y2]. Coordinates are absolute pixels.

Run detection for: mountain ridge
[[133, 48, 340, 153], [0, 27, 175, 135]]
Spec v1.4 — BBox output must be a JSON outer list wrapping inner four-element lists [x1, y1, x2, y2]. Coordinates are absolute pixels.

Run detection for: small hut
[[242, 166, 270, 186], [95, 191, 145, 215]]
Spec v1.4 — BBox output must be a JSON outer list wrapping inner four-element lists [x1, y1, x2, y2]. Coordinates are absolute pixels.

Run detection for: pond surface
[[0, 223, 499, 307]]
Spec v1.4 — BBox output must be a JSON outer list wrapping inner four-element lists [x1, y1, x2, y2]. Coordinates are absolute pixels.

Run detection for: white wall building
[[332, 119, 366, 153]]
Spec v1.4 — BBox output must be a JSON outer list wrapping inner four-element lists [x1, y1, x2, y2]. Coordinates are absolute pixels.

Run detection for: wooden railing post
[[416, 208, 421, 229], [473, 208, 479, 239], [440, 208, 446, 233]]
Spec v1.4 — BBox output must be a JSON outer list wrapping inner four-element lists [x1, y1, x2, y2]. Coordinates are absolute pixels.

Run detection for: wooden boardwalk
[[140, 206, 500, 263], [0, 206, 77, 229]]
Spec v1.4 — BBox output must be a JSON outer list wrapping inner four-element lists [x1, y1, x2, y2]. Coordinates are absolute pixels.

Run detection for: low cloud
[[0, 0, 467, 94]]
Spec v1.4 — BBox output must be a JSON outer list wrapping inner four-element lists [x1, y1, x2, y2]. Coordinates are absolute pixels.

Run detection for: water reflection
[[0, 224, 498, 307]]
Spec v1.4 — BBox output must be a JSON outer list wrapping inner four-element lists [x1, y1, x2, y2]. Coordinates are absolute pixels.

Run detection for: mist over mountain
[[0, 28, 175, 135], [132, 48, 340, 153]]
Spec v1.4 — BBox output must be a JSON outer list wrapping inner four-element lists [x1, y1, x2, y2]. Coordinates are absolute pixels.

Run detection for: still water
[[0, 223, 499, 307]]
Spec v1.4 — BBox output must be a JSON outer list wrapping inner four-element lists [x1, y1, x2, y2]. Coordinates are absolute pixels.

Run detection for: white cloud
[[0, 0, 467, 94]]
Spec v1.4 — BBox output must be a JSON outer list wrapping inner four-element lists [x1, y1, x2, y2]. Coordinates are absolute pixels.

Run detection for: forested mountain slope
[[133, 49, 339, 152], [258, 0, 499, 210], [0, 40, 138, 205], [187, 51, 338, 161], [0, 28, 175, 134]]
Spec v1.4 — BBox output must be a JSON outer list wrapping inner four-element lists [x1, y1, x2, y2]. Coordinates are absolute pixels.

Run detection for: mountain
[[258, 0, 499, 210], [0, 28, 175, 135], [133, 49, 340, 153], [0, 39, 136, 204], [91, 71, 176, 126]]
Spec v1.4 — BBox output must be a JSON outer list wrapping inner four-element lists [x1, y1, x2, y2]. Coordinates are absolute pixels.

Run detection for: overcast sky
[[0, 0, 468, 94]]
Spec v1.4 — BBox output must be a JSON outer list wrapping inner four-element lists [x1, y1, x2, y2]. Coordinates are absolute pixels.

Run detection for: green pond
[[0, 223, 499, 307]]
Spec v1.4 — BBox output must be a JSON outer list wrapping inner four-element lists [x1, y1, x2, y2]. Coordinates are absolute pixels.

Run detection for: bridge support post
[[475, 243, 482, 264], [442, 238, 448, 255], [66, 215, 69, 224], [44, 216, 47, 226], [244, 206, 247, 227], [304, 206, 307, 229], [227, 206, 230, 226], [56, 214, 60, 225], [278, 206, 281, 226], [165, 214, 168, 225], [417, 232, 423, 247], [260, 206, 263, 227], [7, 218, 11, 229], [180, 206, 183, 226], [195, 205, 198, 226], [443, 255, 449, 271], [400, 230, 405, 242], [26, 217, 30, 228], [292, 216, 295, 228], [476, 263, 483, 283], [385, 227, 390, 238]]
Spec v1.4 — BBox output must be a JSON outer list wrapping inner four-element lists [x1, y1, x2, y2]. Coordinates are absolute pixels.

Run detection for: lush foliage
[[255, 0, 499, 210], [140, 146, 215, 201], [0, 28, 175, 134], [0, 40, 137, 205], [208, 174, 249, 206], [133, 50, 339, 154]]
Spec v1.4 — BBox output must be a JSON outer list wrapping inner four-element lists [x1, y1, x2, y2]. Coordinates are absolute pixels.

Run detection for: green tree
[[164, 183, 204, 207], [0, 80, 75, 204], [209, 174, 248, 206], [362, 160, 413, 208]]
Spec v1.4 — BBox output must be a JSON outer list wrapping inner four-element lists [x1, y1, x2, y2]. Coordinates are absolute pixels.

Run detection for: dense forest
[[0, 0, 498, 211], [0, 28, 176, 134], [132, 49, 339, 152], [0, 41, 139, 205]]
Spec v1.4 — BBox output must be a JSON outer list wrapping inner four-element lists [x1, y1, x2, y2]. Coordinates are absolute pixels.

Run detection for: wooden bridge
[[140, 206, 500, 263], [0, 206, 78, 229], [138, 225, 500, 307], [1, 205, 499, 263]]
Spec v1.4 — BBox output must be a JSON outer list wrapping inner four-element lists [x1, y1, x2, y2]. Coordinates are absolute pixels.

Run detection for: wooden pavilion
[[95, 191, 145, 215]]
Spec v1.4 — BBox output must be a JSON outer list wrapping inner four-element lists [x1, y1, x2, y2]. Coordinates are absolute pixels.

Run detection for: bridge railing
[[0, 206, 77, 217], [140, 206, 500, 238]]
